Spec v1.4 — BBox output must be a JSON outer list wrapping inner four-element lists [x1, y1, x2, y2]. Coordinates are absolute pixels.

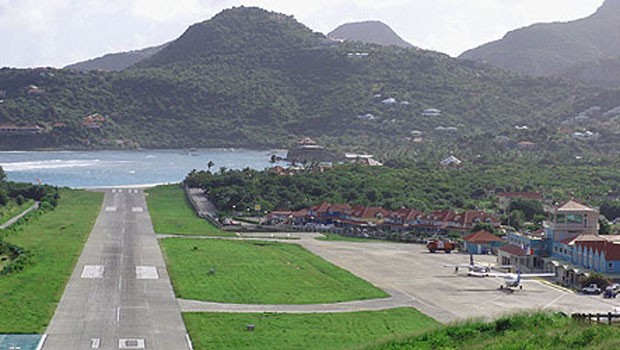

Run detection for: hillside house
[[422, 108, 441, 117], [440, 155, 462, 167], [0, 123, 43, 134]]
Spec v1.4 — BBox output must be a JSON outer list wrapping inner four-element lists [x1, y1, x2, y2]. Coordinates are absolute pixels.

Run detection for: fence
[[572, 312, 620, 325]]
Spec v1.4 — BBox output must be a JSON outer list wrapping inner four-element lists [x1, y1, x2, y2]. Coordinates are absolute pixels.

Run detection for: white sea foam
[[0, 159, 127, 172]]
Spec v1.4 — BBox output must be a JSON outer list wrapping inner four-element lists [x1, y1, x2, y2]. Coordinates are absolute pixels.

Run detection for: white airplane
[[444, 254, 493, 274], [469, 267, 555, 290]]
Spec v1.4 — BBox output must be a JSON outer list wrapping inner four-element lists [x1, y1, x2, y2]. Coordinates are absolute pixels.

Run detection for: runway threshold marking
[[105, 206, 117, 212], [119, 338, 145, 349], [81, 265, 104, 279], [90, 338, 100, 348], [136, 266, 159, 279], [132, 207, 143, 213]]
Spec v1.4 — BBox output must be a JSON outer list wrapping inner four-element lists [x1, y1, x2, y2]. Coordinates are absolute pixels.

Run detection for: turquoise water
[[0, 334, 43, 350], [0, 149, 285, 188]]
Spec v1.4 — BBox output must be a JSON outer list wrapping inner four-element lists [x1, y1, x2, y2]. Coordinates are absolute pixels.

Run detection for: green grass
[[316, 232, 382, 242], [368, 312, 620, 350], [0, 189, 102, 333], [0, 199, 35, 226], [146, 184, 232, 236], [161, 238, 388, 304], [184, 308, 439, 350]]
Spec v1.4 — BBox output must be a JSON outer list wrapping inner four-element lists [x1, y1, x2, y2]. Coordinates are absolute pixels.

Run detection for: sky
[[0, 0, 605, 68]]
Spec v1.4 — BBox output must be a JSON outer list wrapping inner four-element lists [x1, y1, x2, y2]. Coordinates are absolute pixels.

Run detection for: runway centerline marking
[[132, 207, 143, 213]]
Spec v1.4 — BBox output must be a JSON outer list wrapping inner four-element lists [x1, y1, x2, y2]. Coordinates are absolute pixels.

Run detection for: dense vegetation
[[161, 238, 387, 304], [183, 308, 438, 350], [2, 6, 620, 157], [185, 160, 620, 215], [370, 312, 620, 350]]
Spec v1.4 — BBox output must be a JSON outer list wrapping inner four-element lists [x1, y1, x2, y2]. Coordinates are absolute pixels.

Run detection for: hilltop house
[[422, 108, 441, 117], [440, 155, 462, 167]]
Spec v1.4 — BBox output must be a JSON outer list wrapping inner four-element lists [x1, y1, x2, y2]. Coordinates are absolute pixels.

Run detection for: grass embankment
[[146, 184, 232, 236], [184, 308, 439, 350], [0, 189, 102, 333], [161, 238, 388, 304], [369, 312, 620, 350], [0, 199, 35, 226]]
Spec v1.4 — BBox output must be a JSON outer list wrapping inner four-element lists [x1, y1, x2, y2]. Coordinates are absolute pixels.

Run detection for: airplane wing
[[467, 271, 506, 277]]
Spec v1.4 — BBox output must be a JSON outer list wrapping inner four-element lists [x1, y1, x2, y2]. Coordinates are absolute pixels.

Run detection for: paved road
[[44, 189, 190, 350], [0, 201, 39, 229]]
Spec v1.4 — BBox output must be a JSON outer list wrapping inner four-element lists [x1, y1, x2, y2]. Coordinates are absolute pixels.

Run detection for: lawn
[[183, 308, 439, 350], [0, 199, 35, 226], [146, 184, 232, 236], [0, 189, 102, 333], [369, 312, 620, 350], [161, 238, 388, 304]]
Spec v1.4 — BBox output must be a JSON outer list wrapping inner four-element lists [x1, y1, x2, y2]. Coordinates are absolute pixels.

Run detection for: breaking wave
[[0, 159, 129, 172]]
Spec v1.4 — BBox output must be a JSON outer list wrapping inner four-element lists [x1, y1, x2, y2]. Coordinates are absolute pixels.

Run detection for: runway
[[43, 189, 190, 350]]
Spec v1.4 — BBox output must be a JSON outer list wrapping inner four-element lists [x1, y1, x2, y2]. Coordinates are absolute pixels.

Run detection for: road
[[43, 189, 190, 350]]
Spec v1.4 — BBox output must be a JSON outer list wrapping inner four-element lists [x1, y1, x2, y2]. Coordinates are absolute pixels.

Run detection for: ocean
[[0, 149, 285, 188]]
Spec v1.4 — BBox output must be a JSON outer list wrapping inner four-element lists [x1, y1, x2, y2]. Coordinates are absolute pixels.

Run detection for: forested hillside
[[0, 6, 618, 155]]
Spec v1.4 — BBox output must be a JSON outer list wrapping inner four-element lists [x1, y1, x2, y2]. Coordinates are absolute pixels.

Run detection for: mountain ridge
[[459, 0, 620, 78]]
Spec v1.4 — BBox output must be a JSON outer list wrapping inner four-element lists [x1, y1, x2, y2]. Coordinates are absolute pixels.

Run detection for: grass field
[[0, 189, 102, 333], [184, 308, 439, 350], [369, 312, 620, 350], [146, 184, 232, 236], [0, 199, 35, 226], [161, 238, 388, 304]]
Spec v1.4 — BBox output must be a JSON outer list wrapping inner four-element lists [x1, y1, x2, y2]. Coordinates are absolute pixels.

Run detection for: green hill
[[460, 0, 620, 78], [0, 6, 615, 153]]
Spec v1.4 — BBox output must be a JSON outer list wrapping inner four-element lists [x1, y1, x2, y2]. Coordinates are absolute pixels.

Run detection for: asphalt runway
[[43, 189, 190, 350]]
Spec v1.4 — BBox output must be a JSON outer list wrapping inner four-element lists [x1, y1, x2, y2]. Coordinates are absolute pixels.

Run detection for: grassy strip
[[161, 238, 388, 304], [0, 189, 102, 333], [0, 199, 35, 226], [184, 308, 439, 350], [146, 184, 232, 236], [368, 312, 620, 350]]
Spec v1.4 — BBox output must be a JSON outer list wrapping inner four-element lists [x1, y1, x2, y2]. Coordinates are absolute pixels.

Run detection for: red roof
[[463, 230, 503, 243], [463, 211, 500, 226], [577, 240, 620, 261], [499, 244, 528, 257]]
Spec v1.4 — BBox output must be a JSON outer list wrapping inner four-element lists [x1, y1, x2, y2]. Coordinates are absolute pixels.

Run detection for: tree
[[508, 210, 526, 230], [207, 161, 215, 171], [0, 190, 7, 206], [0, 166, 5, 183], [599, 217, 612, 235], [580, 273, 611, 289]]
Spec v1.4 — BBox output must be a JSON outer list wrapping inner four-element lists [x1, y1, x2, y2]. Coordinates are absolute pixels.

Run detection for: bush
[[15, 195, 25, 206], [580, 273, 611, 288]]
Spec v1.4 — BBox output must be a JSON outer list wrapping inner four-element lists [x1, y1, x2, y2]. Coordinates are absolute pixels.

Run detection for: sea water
[[0, 149, 285, 188]]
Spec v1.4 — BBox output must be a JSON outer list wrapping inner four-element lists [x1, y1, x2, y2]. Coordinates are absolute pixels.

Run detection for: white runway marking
[[116, 307, 120, 323], [90, 338, 100, 348], [136, 266, 159, 279], [112, 189, 116, 193], [119, 338, 145, 349], [105, 206, 117, 212], [132, 207, 143, 213], [81, 265, 104, 279]]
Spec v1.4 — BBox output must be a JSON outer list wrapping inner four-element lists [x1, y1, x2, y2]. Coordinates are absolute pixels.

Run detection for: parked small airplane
[[469, 267, 555, 290], [444, 254, 492, 274]]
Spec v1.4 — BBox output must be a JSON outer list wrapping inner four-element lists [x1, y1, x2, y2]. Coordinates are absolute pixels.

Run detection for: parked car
[[582, 284, 602, 295], [604, 284, 620, 298]]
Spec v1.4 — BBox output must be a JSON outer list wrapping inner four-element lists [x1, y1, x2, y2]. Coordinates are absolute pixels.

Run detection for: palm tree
[[207, 161, 215, 172]]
